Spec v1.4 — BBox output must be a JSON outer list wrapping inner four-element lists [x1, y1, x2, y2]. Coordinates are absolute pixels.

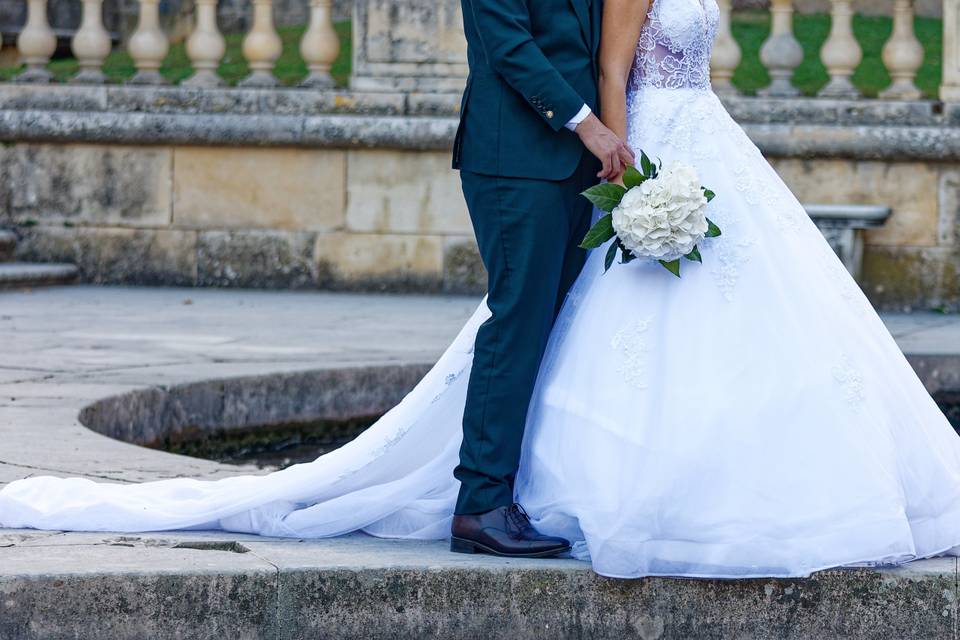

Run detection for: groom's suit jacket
[[453, 0, 603, 181]]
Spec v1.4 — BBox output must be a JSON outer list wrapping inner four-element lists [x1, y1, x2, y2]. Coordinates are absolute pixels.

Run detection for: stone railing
[[712, 0, 944, 100], [3, 0, 954, 100]]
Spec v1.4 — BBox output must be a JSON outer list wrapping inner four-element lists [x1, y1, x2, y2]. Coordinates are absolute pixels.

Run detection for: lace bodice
[[629, 0, 720, 91]]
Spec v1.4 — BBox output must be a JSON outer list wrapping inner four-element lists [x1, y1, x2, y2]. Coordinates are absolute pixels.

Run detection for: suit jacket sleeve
[[466, 0, 586, 132]]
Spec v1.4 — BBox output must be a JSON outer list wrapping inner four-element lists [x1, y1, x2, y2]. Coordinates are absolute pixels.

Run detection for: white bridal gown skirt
[[2, 86, 960, 579]]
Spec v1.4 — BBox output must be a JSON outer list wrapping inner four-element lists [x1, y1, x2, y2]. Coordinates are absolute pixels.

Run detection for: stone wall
[[1, 143, 479, 292], [5, 143, 955, 309], [770, 159, 958, 311]]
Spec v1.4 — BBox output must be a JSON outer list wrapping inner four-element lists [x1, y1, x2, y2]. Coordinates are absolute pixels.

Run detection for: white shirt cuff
[[564, 104, 592, 131]]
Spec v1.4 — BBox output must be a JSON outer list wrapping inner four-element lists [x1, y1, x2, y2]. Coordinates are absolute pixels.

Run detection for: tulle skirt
[[3, 87, 959, 579]]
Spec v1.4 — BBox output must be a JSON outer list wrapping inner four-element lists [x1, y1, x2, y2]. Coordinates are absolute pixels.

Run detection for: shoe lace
[[506, 503, 533, 532]]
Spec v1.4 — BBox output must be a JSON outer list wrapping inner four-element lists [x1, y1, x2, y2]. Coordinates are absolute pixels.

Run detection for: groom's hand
[[574, 113, 635, 181]]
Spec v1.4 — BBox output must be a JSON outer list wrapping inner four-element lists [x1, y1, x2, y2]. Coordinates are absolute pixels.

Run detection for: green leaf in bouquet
[[659, 259, 682, 277], [640, 152, 653, 178], [622, 165, 645, 189], [581, 183, 627, 213], [684, 246, 702, 263], [580, 213, 616, 249], [604, 240, 619, 272], [620, 246, 637, 264], [705, 217, 722, 238], [703, 188, 716, 202]]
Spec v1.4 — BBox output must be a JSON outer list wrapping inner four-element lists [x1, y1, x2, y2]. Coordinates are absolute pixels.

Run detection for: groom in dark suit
[[450, 0, 633, 557]]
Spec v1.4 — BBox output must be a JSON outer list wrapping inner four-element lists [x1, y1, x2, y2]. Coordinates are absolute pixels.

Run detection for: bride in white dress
[[3, 0, 960, 579]]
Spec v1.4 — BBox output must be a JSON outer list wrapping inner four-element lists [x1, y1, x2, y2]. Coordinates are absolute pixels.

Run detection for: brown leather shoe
[[450, 503, 571, 558]]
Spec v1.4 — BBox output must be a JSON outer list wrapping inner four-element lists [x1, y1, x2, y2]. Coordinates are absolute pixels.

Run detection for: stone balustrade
[[0, 0, 949, 100]]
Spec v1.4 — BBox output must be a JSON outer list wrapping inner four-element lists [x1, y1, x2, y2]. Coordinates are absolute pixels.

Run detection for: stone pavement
[[1, 286, 960, 639]]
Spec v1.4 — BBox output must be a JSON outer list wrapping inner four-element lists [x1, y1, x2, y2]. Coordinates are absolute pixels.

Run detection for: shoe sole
[[450, 536, 570, 559]]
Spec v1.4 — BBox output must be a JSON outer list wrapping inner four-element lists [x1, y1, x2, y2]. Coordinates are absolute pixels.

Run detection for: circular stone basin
[[79, 364, 430, 470]]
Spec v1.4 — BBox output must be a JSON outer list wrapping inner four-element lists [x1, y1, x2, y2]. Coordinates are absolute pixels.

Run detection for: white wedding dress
[[3, 0, 960, 579]]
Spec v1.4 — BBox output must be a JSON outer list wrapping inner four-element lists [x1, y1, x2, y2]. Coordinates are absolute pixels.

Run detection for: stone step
[[0, 532, 955, 639], [0, 262, 79, 289], [0, 230, 16, 262]]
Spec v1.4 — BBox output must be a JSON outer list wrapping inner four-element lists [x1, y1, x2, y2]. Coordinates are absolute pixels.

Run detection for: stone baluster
[[70, 0, 111, 84], [818, 0, 862, 98], [128, 0, 170, 84], [879, 0, 924, 99], [759, 0, 803, 97], [184, 0, 226, 87], [943, 0, 960, 101], [16, 0, 56, 83], [710, 0, 741, 95], [239, 0, 282, 87], [299, 0, 339, 88]]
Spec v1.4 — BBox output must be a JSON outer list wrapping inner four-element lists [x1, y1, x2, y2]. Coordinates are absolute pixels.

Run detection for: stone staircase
[[0, 229, 79, 289]]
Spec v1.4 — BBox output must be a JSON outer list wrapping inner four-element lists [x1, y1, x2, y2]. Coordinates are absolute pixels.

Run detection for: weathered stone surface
[[173, 147, 346, 232], [2, 534, 957, 640], [16, 226, 197, 286], [352, 0, 468, 93], [3, 89, 960, 162], [0, 544, 280, 640], [3, 144, 172, 227], [0, 229, 15, 262], [0, 262, 79, 288], [0, 85, 447, 117], [315, 232, 445, 291], [197, 230, 317, 288], [939, 169, 960, 247], [0, 85, 943, 125], [770, 159, 941, 247], [861, 246, 960, 312], [276, 554, 957, 639], [346, 150, 470, 235], [442, 236, 485, 294]]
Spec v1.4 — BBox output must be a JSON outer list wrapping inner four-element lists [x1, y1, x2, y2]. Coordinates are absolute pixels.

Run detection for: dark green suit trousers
[[455, 155, 597, 514]]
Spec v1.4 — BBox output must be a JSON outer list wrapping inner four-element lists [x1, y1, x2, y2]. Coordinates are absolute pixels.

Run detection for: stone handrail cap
[[803, 203, 892, 225]]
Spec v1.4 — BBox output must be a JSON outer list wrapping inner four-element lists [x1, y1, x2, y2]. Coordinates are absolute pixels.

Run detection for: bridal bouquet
[[580, 153, 720, 277]]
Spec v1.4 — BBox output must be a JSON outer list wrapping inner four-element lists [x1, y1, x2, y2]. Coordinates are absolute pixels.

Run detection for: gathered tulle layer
[[3, 87, 960, 579]]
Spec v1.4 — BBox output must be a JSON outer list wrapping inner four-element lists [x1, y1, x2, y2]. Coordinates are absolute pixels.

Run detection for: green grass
[[0, 13, 944, 97]]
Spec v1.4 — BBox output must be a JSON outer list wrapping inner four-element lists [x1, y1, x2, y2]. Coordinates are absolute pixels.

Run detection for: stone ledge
[[0, 84, 950, 125], [1, 85, 960, 160], [0, 109, 458, 151], [1, 531, 956, 640], [5, 109, 960, 161], [0, 84, 463, 117]]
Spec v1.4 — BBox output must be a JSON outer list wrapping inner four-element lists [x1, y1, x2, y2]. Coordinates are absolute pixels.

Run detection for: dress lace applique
[[432, 365, 468, 404], [611, 317, 653, 389], [832, 354, 866, 408], [699, 206, 755, 302], [631, 0, 719, 92]]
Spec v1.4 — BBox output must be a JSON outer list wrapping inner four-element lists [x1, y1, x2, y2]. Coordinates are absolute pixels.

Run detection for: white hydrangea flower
[[611, 162, 709, 262]]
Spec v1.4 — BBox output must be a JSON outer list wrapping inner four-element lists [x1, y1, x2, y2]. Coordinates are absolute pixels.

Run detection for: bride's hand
[[575, 113, 635, 180]]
